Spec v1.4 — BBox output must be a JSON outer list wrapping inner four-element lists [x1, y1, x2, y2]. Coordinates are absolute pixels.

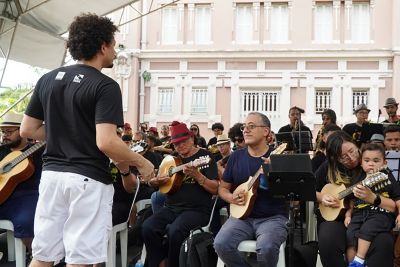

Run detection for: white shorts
[[32, 171, 114, 264]]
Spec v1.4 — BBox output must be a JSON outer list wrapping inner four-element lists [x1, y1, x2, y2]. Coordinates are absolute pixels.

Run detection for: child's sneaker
[[348, 260, 365, 267]]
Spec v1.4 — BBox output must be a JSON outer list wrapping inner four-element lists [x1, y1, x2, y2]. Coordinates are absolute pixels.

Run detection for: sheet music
[[386, 150, 400, 182]]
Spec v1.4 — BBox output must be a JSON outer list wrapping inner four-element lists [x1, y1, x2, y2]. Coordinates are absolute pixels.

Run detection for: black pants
[[141, 206, 209, 267], [318, 221, 394, 267]]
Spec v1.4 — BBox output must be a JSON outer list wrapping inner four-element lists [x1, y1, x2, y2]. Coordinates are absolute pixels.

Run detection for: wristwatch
[[120, 170, 131, 177], [373, 194, 381, 206]]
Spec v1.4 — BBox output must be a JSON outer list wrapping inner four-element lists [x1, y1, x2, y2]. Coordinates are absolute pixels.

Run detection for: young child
[[345, 143, 400, 267]]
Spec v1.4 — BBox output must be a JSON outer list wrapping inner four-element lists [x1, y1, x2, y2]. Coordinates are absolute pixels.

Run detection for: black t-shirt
[[350, 171, 400, 212], [0, 143, 43, 194], [165, 148, 218, 213], [312, 152, 326, 173], [25, 64, 124, 184], [195, 136, 207, 148], [207, 136, 217, 147], [342, 123, 363, 147]]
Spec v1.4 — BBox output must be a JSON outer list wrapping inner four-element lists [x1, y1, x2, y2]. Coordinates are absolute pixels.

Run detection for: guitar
[[158, 155, 211, 194], [319, 170, 390, 221], [230, 143, 288, 219], [0, 141, 46, 204]]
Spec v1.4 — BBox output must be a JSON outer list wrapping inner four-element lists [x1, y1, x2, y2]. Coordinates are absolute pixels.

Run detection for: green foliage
[[0, 86, 33, 114]]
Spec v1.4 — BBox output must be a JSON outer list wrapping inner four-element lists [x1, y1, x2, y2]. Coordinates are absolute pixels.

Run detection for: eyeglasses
[[233, 137, 244, 143], [240, 124, 267, 131], [0, 128, 19, 136], [339, 149, 359, 164]]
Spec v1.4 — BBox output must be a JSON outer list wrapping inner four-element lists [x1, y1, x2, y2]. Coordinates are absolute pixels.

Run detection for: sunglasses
[[190, 128, 198, 131], [233, 137, 244, 143]]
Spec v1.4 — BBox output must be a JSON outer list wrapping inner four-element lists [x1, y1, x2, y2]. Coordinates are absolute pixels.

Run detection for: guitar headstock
[[192, 156, 211, 168], [271, 143, 287, 155], [363, 171, 390, 191]]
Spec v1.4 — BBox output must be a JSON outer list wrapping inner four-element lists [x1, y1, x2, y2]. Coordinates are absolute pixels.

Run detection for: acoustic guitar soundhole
[[0, 162, 13, 174]]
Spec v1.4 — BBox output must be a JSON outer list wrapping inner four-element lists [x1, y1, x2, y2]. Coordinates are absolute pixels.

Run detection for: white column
[[342, 76, 353, 125], [122, 78, 129, 112], [175, 76, 184, 116], [183, 75, 192, 116], [344, 0, 352, 43], [263, 1, 271, 44], [369, 75, 379, 122], [230, 72, 241, 125], [332, 75, 342, 118], [253, 2, 260, 44], [141, 0, 148, 49], [279, 73, 291, 132], [187, 3, 195, 45], [149, 76, 159, 118], [305, 75, 315, 130], [209, 75, 217, 116], [177, 3, 184, 45], [333, 0, 340, 42]]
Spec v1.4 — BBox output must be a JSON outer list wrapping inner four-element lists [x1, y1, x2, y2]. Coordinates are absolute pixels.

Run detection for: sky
[[0, 59, 48, 90]]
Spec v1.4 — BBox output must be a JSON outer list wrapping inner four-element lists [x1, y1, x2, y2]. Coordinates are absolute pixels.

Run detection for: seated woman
[[315, 130, 394, 267]]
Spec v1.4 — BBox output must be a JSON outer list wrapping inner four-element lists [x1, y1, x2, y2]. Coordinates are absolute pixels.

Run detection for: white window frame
[[241, 89, 280, 117], [157, 87, 174, 113], [352, 89, 369, 110], [314, 3, 333, 43], [315, 89, 332, 114], [195, 5, 212, 44], [351, 2, 370, 43], [235, 4, 253, 44], [161, 6, 178, 44], [270, 3, 289, 43], [191, 87, 208, 114]]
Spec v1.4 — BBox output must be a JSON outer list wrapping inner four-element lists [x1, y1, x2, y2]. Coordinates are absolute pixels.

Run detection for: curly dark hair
[[228, 123, 244, 142], [67, 13, 118, 61]]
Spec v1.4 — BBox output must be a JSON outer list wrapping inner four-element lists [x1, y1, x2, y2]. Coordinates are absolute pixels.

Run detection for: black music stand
[[275, 132, 313, 153], [265, 154, 316, 267], [360, 123, 384, 144]]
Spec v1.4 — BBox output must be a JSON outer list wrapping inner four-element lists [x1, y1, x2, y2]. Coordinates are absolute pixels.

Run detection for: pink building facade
[[110, 0, 400, 140]]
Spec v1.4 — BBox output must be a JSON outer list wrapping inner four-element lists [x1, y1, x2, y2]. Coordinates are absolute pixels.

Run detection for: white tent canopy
[[0, 0, 140, 70]]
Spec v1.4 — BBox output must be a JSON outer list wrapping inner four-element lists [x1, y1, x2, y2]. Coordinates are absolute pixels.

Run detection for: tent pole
[[0, 20, 18, 90]]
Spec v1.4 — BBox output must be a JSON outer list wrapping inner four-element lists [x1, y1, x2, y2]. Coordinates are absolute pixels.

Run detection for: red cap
[[170, 122, 193, 144]]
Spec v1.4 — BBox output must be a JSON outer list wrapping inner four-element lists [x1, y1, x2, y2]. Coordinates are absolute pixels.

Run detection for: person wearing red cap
[[142, 121, 218, 267]]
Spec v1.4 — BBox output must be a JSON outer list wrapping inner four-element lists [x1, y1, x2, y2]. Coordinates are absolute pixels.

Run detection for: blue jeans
[[214, 215, 288, 267], [150, 190, 166, 213]]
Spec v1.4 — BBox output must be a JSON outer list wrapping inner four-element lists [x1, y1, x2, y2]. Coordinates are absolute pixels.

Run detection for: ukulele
[[0, 141, 46, 204], [158, 155, 211, 194], [230, 143, 287, 219], [319, 170, 389, 221]]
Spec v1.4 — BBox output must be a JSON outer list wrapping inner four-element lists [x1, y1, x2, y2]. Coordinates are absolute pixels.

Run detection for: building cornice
[[137, 49, 395, 60]]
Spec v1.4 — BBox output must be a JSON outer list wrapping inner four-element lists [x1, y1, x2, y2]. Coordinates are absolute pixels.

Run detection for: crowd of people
[[2, 13, 400, 267]]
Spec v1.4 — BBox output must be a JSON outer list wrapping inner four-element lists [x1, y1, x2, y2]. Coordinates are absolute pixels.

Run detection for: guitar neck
[[337, 180, 369, 200], [171, 161, 194, 175], [11, 142, 46, 166], [247, 166, 263, 191]]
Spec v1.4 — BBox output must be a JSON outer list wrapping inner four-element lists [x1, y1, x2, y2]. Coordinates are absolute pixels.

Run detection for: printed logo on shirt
[[73, 74, 84, 83], [55, 72, 65, 80]]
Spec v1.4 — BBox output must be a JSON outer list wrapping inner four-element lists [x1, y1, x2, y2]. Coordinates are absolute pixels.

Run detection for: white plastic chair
[[106, 177, 140, 267], [136, 199, 153, 264], [217, 240, 286, 267], [0, 220, 26, 267]]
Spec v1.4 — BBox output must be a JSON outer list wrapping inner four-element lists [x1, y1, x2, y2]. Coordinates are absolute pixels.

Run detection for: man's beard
[[3, 137, 22, 148]]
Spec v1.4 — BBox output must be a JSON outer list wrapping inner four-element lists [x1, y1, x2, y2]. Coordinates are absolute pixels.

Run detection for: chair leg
[[6, 230, 15, 261], [106, 231, 117, 267], [15, 238, 26, 267], [140, 244, 146, 263], [120, 229, 128, 267]]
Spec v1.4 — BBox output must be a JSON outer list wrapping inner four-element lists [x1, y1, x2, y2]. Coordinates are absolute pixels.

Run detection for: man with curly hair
[[20, 13, 154, 267]]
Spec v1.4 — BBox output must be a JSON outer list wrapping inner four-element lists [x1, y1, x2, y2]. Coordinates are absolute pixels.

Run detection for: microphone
[[377, 109, 382, 123]]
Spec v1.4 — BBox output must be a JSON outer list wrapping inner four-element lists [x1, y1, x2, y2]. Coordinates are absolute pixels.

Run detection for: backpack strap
[[195, 234, 214, 267]]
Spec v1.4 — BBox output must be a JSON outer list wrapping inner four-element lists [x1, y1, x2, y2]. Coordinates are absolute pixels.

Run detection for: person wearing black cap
[[343, 103, 371, 147], [142, 121, 218, 267], [382, 97, 400, 124]]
